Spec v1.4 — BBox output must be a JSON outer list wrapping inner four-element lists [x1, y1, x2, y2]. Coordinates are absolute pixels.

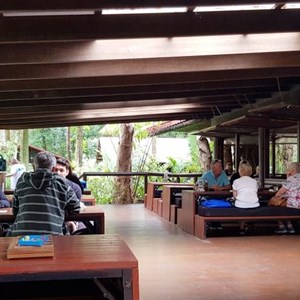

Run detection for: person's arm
[[65, 185, 81, 215], [275, 186, 288, 198], [5, 171, 16, 178], [220, 172, 231, 190], [221, 184, 232, 191]]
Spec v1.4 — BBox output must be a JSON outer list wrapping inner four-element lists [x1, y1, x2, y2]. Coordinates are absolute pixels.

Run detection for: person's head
[[286, 162, 300, 177], [33, 152, 56, 171], [239, 159, 249, 165], [238, 163, 253, 177], [10, 158, 20, 165], [255, 166, 259, 174], [210, 159, 223, 176], [225, 162, 233, 171], [53, 158, 71, 178]]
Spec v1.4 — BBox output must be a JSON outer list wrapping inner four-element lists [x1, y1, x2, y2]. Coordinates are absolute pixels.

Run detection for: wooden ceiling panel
[[1, 0, 299, 11], [0, 1, 299, 130], [0, 10, 300, 42]]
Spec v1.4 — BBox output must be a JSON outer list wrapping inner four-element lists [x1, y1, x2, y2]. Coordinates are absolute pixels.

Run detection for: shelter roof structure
[[0, 1, 300, 134]]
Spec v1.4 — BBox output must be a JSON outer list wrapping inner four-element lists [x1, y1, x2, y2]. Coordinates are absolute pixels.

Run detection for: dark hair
[[56, 158, 71, 172], [34, 152, 56, 170]]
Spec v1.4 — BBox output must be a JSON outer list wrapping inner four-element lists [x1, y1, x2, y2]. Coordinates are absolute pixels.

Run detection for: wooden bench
[[179, 190, 276, 235], [195, 206, 300, 239], [81, 194, 96, 206]]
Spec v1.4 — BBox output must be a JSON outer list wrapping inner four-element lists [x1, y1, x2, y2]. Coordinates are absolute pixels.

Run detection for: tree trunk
[[20, 129, 29, 170], [283, 144, 294, 168], [151, 136, 157, 156], [114, 124, 134, 204], [224, 145, 233, 165], [5, 130, 10, 141], [75, 126, 83, 168], [198, 137, 211, 172], [66, 127, 71, 161], [96, 138, 103, 163]]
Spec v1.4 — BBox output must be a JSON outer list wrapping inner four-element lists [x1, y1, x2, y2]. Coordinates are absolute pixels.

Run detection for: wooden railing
[[79, 172, 202, 193]]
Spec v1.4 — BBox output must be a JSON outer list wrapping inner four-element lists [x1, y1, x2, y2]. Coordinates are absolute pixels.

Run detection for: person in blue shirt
[[198, 159, 231, 230], [199, 159, 231, 191]]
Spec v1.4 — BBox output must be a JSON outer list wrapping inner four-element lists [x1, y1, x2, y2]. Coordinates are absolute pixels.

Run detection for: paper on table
[[0, 209, 8, 213]]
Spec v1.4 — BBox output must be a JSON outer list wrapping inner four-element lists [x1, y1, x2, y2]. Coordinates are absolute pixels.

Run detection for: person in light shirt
[[5, 158, 26, 189], [233, 163, 259, 234], [274, 162, 300, 234]]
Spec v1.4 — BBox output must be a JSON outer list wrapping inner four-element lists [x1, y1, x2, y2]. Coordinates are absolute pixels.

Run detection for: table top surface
[[183, 189, 276, 197], [0, 235, 138, 276], [5, 193, 95, 200], [148, 182, 194, 186], [163, 184, 194, 189], [0, 205, 104, 220]]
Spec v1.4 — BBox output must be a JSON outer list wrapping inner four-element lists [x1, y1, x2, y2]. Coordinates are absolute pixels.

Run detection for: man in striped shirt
[[7, 152, 80, 236]]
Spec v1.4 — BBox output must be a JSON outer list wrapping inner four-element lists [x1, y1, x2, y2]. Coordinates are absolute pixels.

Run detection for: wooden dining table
[[0, 206, 105, 234], [161, 184, 194, 221], [0, 234, 139, 300], [5, 193, 96, 206]]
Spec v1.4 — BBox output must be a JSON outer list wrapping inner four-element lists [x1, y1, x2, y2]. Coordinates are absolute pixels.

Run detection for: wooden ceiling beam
[[0, 1, 298, 11], [0, 97, 263, 117], [1, 51, 300, 81], [1, 69, 300, 92], [0, 10, 299, 42], [0, 106, 217, 129], [0, 85, 278, 102], [1, 33, 300, 65]]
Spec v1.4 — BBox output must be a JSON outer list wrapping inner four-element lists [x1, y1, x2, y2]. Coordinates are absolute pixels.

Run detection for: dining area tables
[[0, 234, 139, 300], [0, 205, 105, 235]]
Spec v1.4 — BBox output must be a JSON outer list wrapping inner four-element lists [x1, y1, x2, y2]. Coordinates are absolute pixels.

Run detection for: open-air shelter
[[0, 1, 299, 180], [1, 2, 300, 299]]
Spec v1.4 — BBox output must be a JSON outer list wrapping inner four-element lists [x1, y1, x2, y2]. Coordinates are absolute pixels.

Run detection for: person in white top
[[233, 163, 259, 234], [5, 158, 26, 189]]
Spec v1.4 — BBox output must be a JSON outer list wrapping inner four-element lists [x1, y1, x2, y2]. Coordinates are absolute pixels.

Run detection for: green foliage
[[0, 140, 18, 160], [88, 177, 115, 204], [29, 128, 67, 155], [29, 125, 104, 161], [274, 143, 297, 173]]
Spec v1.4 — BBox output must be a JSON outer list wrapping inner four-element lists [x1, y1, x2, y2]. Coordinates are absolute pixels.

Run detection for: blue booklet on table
[[18, 235, 49, 247]]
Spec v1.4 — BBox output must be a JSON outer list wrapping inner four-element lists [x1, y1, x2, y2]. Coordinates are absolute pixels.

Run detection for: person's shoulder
[[53, 174, 69, 186], [202, 170, 211, 177], [220, 170, 229, 178], [66, 178, 82, 195]]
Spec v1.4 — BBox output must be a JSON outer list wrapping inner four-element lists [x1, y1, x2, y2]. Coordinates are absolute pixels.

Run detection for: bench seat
[[195, 206, 300, 239]]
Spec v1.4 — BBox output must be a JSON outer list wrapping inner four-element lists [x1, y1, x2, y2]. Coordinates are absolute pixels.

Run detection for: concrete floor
[[102, 204, 300, 300]]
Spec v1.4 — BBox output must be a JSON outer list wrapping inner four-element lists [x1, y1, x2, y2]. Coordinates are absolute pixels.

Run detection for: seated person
[[198, 159, 231, 229], [7, 152, 80, 236], [232, 163, 259, 234], [66, 163, 84, 193], [230, 160, 250, 186], [224, 162, 233, 176], [0, 189, 11, 208], [0, 190, 11, 236], [253, 166, 260, 178], [198, 159, 231, 191], [274, 162, 300, 234], [53, 158, 85, 234]]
